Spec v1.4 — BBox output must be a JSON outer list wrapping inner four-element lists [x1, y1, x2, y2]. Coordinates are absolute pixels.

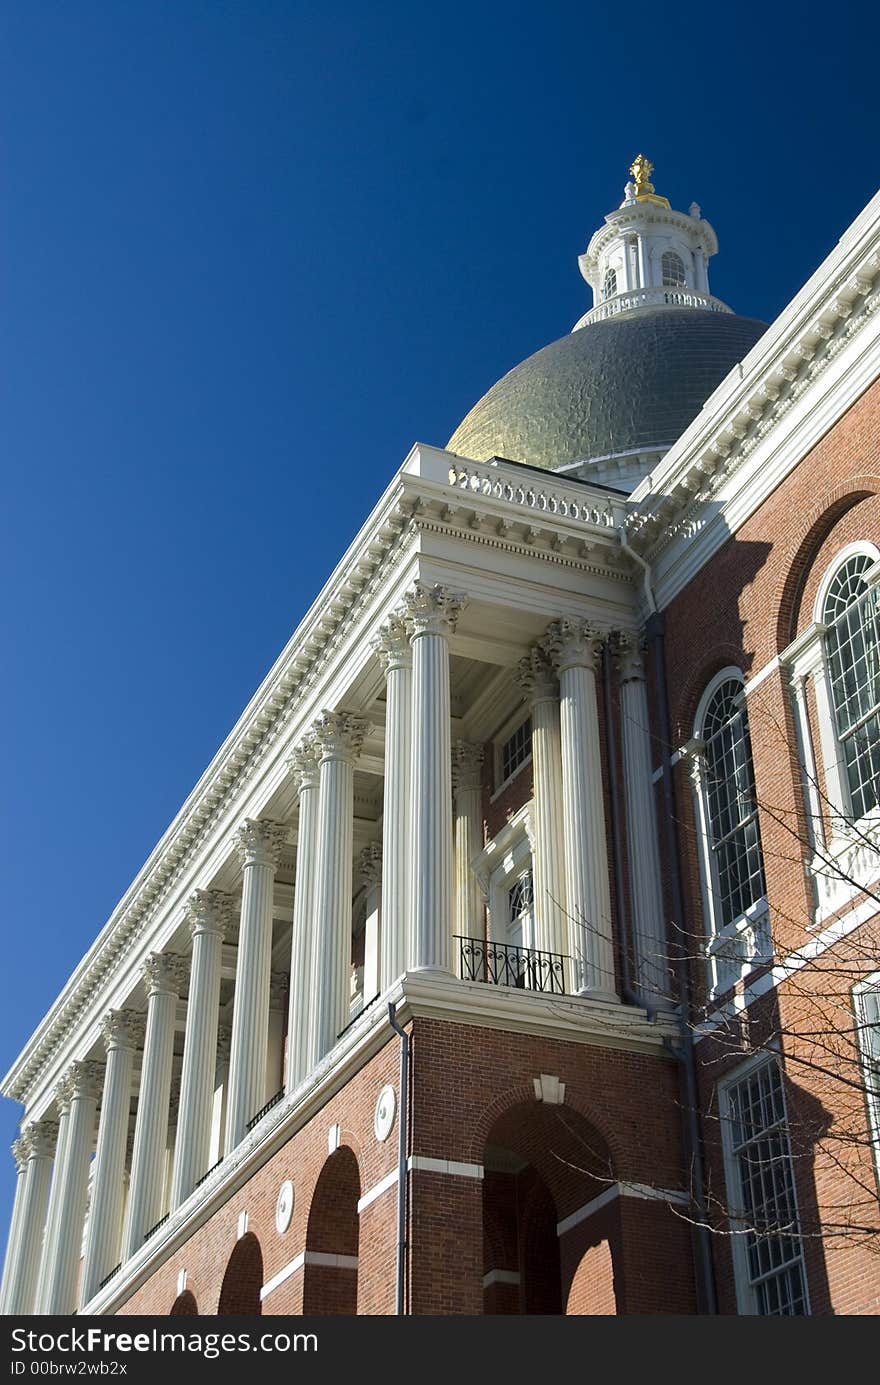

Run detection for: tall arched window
[[603, 267, 617, 300], [822, 551, 880, 821], [700, 676, 767, 928], [661, 251, 686, 287]]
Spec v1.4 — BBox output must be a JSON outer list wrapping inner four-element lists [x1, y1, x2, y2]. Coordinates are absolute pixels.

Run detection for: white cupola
[[574, 155, 732, 330]]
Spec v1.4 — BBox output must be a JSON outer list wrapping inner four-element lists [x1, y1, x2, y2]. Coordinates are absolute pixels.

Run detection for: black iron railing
[[194, 1158, 224, 1189], [337, 990, 382, 1041], [98, 1263, 121, 1291], [246, 1087, 285, 1132], [455, 935, 567, 994], [143, 1213, 169, 1243]]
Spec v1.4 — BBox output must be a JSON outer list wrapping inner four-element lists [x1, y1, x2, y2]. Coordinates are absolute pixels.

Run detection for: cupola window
[[602, 267, 617, 300], [661, 251, 686, 288]]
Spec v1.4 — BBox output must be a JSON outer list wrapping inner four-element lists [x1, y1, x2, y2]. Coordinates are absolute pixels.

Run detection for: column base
[[574, 987, 620, 1005]]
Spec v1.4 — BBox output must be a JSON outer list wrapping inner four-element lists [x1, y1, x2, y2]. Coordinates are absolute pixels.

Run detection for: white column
[[616, 632, 670, 1003], [225, 819, 287, 1150], [170, 890, 233, 1209], [80, 1010, 144, 1303], [37, 1061, 103, 1315], [358, 843, 382, 1002], [3, 1121, 57, 1315], [265, 973, 288, 1104], [514, 647, 568, 960], [312, 712, 368, 1059], [372, 615, 412, 989], [452, 742, 485, 944], [208, 1025, 232, 1167], [544, 618, 617, 1000], [636, 234, 649, 289], [286, 741, 320, 1089], [404, 582, 467, 973], [0, 1138, 29, 1314], [122, 953, 188, 1257]]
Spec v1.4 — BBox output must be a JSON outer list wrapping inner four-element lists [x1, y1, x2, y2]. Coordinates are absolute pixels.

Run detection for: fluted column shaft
[[617, 634, 670, 1002], [373, 616, 412, 988], [544, 619, 617, 999], [170, 891, 233, 1209], [0, 1140, 29, 1314], [287, 744, 321, 1088], [312, 713, 367, 1059], [4, 1122, 57, 1315], [122, 954, 187, 1257], [225, 820, 287, 1150], [38, 1062, 103, 1314], [515, 649, 568, 958], [80, 1012, 144, 1303], [405, 583, 467, 973], [452, 743, 485, 941]]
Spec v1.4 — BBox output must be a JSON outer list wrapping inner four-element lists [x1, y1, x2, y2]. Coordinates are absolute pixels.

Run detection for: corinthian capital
[[24, 1119, 59, 1160], [142, 951, 190, 997], [542, 618, 606, 674], [185, 888, 236, 940], [312, 710, 369, 763], [402, 581, 467, 638], [371, 613, 411, 674], [452, 741, 484, 792], [216, 1024, 233, 1064], [358, 842, 383, 887], [12, 1136, 28, 1172], [514, 645, 558, 702], [614, 629, 646, 683], [57, 1059, 104, 1106], [286, 739, 320, 797], [100, 1008, 146, 1053], [236, 818, 288, 869]]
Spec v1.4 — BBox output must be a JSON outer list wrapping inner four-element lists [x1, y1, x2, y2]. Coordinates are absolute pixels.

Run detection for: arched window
[[821, 551, 880, 821], [699, 675, 766, 929], [603, 267, 617, 300], [661, 251, 686, 287]]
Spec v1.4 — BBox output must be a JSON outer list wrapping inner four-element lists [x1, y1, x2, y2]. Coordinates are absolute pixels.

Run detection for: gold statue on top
[[629, 154, 655, 196]]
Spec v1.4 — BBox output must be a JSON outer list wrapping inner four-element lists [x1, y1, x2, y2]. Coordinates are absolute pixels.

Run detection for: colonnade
[[1, 588, 668, 1315]]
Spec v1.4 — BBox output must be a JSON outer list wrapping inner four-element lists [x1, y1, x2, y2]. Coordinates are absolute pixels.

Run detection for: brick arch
[[302, 1145, 361, 1315], [481, 1099, 614, 1221], [774, 479, 880, 651], [672, 643, 747, 745], [169, 1288, 198, 1315], [465, 1081, 624, 1173], [217, 1232, 263, 1315]]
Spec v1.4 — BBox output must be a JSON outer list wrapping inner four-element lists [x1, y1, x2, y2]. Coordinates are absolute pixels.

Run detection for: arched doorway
[[482, 1100, 619, 1315], [217, 1232, 263, 1314], [169, 1289, 198, 1315], [302, 1146, 360, 1314]]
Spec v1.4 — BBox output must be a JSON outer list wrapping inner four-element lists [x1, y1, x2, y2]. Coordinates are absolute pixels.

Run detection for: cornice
[[625, 192, 880, 572], [2, 449, 630, 1110]]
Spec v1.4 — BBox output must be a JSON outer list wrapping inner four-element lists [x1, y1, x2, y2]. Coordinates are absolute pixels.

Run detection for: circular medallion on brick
[[275, 1178, 294, 1234], [374, 1084, 397, 1142]]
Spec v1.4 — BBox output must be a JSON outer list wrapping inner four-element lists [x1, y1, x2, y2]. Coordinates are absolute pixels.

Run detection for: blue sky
[[1, 1, 877, 1237]]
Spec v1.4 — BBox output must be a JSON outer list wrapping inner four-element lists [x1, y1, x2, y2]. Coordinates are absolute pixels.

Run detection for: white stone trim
[[556, 1183, 620, 1235], [357, 1168, 399, 1213], [408, 1156, 484, 1180], [258, 1250, 359, 1302], [556, 1181, 689, 1237], [483, 1269, 521, 1288], [259, 1251, 305, 1300]]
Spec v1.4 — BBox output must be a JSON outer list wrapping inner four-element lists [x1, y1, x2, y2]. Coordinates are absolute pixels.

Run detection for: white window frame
[[718, 1052, 810, 1316], [471, 801, 535, 950], [491, 707, 533, 800], [782, 542, 880, 923], [685, 668, 770, 997], [852, 969, 880, 1195]]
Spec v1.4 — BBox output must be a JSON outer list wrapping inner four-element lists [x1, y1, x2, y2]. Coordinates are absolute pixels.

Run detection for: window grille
[[853, 977, 880, 1188], [701, 678, 766, 928], [724, 1061, 809, 1315], [508, 868, 534, 925], [603, 267, 618, 300], [822, 554, 880, 821], [661, 250, 686, 287], [500, 717, 532, 784]]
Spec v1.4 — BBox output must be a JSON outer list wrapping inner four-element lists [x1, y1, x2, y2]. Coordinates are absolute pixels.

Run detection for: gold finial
[[629, 153, 655, 196], [627, 153, 670, 209]]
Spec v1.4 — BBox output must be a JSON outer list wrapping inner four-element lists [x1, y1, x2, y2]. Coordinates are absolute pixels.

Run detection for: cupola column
[[170, 891, 234, 1209], [514, 648, 568, 960], [3, 1122, 57, 1315], [122, 953, 188, 1257], [372, 615, 413, 989], [543, 619, 617, 1000], [615, 632, 671, 1003], [225, 820, 287, 1150], [37, 1061, 103, 1314], [404, 583, 467, 974], [286, 742, 321, 1087], [80, 1010, 144, 1303], [452, 742, 486, 944], [312, 713, 368, 1060]]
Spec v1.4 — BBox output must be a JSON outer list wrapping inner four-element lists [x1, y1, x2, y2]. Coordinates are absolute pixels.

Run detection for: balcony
[[455, 935, 568, 994]]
